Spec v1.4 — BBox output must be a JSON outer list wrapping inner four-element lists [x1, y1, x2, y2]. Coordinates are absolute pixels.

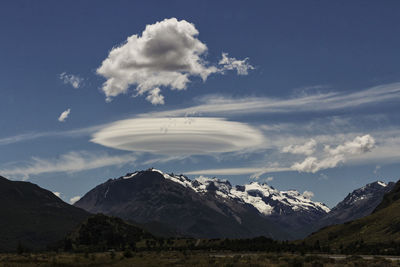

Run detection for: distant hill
[[0, 176, 90, 251], [311, 181, 395, 233], [75, 169, 330, 240], [305, 179, 400, 252]]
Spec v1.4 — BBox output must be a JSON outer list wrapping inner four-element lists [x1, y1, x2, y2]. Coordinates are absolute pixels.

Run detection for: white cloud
[[70, 196, 81, 204], [0, 151, 136, 180], [291, 155, 345, 173], [53, 192, 62, 198], [58, 108, 71, 122], [185, 167, 290, 176], [96, 18, 252, 104], [291, 135, 376, 173], [219, 52, 254, 75], [0, 125, 105, 146], [139, 82, 400, 117], [145, 87, 165, 105], [59, 72, 83, 89], [91, 117, 265, 155], [282, 139, 316, 156], [302, 191, 314, 199], [326, 134, 375, 155]]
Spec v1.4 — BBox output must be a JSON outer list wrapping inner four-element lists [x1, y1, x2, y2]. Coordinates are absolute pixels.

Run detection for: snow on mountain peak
[[126, 168, 330, 216], [377, 181, 387, 187]]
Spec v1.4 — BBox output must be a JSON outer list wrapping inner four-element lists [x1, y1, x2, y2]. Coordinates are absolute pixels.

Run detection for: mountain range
[[0, 168, 396, 251], [75, 168, 392, 240]]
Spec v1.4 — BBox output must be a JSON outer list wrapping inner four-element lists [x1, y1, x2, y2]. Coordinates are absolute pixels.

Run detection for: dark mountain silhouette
[[0, 176, 90, 251]]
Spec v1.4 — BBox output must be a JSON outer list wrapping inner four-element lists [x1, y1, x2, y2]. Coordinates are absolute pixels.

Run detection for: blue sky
[[1, 0, 400, 207]]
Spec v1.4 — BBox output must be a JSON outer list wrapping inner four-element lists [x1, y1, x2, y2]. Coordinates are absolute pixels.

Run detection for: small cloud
[[303, 190, 314, 199], [59, 72, 83, 89], [70, 196, 81, 204], [53, 192, 62, 198], [58, 108, 71, 122], [219, 52, 254, 75], [282, 139, 317, 156], [145, 87, 165, 105]]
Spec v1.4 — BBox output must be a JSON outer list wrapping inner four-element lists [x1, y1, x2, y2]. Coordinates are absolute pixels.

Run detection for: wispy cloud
[[185, 166, 291, 176], [59, 72, 84, 89], [139, 82, 400, 117], [0, 125, 104, 146], [0, 151, 136, 180]]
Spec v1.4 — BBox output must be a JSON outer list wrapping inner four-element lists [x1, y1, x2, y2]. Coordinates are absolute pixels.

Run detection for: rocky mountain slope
[[0, 176, 90, 251], [312, 181, 395, 232], [75, 169, 330, 239], [305, 179, 400, 251]]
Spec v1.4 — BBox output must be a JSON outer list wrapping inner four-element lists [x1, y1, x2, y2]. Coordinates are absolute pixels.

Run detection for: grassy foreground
[[0, 251, 398, 267]]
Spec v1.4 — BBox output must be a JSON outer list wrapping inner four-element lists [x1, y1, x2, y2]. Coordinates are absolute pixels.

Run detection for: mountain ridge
[[0, 176, 90, 251], [75, 168, 330, 239]]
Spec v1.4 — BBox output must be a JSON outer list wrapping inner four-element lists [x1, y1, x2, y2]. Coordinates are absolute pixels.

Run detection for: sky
[[1, 0, 400, 207]]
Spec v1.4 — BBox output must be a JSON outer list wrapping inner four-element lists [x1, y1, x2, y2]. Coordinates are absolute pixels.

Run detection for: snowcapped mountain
[[312, 180, 395, 232], [125, 168, 329, 217], [75, 168, 330, 239]]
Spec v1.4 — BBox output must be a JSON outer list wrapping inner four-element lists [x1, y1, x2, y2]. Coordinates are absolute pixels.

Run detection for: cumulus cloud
[[219, 53, 254, 75], [0, 151, 136, 180], [291, 155, 345, 173], [282, 139, 316, 156], [302, 191, 314, 199], [96, 18, 253, 104], [59, 72, 83, 89], [91, 117, 265, 155], [146, 87, 165, 105], [326, 134, 375, 155], [53, 192, 62, 198], [70, 196, 81, 204], [291, 135, 376, 173], [58, 108, 71, 122]]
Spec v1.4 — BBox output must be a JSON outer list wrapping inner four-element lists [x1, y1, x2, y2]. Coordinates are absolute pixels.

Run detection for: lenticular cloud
[[96, 18, 253, 105], [91, 117, 265, 155]]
